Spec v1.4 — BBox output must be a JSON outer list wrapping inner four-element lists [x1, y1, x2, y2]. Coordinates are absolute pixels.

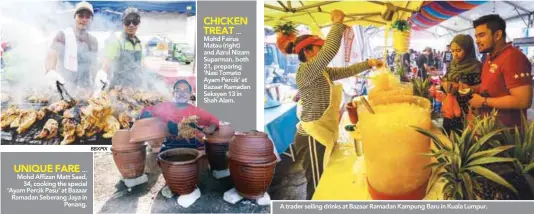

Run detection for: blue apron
[[110, 34, 143, 89]]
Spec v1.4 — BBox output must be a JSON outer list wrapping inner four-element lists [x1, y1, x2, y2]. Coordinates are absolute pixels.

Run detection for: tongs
[[56, 81, 76, 105], [91, 80, 108, 99]]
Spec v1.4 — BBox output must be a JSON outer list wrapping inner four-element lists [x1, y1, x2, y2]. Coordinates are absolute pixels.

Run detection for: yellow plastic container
[[357, 95, 432, 197]]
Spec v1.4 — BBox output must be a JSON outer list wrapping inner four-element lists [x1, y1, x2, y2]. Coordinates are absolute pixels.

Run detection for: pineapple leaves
[[413, 126, 451, 152], [427, 171, 446, 194], [274, 22, 297, 36], [467, 128, 506, 157], [523, 162, 534, 174], [468, 145, 515, 163], [523, 174, 534, 196], [424, 162, 443, 170], [392, 20, 410, 32], [461, 172, 475, 200], [467, 166, 518, 194], [465, 157, 516, 168]]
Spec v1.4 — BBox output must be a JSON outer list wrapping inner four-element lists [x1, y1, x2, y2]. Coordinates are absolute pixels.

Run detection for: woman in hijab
[[441, 34, 481, 134], [279, 10, 383, 200]]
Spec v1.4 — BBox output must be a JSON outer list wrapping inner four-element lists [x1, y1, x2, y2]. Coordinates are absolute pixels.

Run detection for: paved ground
[[93, 148, 306, 214]]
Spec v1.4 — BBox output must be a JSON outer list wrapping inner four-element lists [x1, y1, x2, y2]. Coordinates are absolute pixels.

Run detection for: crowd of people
[[279, 11, 533, 200], [386, 45, 454, 79]]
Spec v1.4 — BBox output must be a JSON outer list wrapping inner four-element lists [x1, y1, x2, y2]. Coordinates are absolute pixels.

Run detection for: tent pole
[[345, 12, 382, 17], [503, 1, 530, 14], [368, 1, 416, 13], [264, 4, 286, 12], [277, 1, 290, 12], [293, 1, 339, 12]]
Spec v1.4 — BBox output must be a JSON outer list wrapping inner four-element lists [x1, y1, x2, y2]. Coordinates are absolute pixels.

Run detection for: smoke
[[0, 1, 116, 100], [1, 1, 193, 105]]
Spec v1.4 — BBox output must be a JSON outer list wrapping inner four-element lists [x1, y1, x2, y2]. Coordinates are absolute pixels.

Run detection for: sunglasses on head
[[123, 19, 140, 26]]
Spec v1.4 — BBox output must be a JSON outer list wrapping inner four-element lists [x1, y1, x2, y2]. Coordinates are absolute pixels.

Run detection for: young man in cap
[[466, 14, 532, 128], [96, 7, 144, 90], [45, 1, 98, 90]]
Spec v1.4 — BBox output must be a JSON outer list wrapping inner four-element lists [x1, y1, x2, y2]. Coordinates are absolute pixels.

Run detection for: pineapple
[[500, 112, 534, 199], [414, 115, 518, 200], [467, 109, 503, 149], [412, 78, 431, 100]]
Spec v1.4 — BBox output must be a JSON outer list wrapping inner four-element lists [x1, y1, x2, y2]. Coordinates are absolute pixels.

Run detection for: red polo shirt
[[480, 43, 532, 128]]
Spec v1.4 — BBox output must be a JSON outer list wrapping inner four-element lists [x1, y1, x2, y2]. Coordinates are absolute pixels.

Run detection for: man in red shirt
[[140, 79, 220, 152], [468, 14, 532, 128]]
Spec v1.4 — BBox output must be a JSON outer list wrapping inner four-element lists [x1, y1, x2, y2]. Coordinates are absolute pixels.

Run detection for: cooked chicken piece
[[48, 100, 70, 113], [60, 118, 77, 145], [62, 118, 76, 136], [63, 107, 80, 120], [10, 110, 27, 128], [17, 110, 37, 134], [36, 108, 48, 120], [60, 135, 76, 145], [1, 106, 19, 128], [76, 124, 85, 138], [37, 119, 58, 139], [102, 115, 120, 138], [85, 125, 100, 137], [118, 112, 132, 129], [80, 106, 93, 118]]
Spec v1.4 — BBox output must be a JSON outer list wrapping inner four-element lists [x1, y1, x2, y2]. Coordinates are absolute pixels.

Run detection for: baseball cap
[[74, 1, 94, 17], [122, 7, 141, 21]]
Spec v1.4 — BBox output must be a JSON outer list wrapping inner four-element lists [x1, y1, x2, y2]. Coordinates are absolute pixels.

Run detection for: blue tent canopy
[[66, 1, 196, 15], [63, 1, 195, 31]]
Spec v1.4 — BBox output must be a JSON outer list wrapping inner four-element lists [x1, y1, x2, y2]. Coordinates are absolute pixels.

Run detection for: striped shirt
[[296, 23, 370, 135]]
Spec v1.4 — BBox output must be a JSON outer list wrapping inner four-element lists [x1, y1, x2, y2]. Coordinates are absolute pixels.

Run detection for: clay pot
[[229, 130, 276, 164], [345, 102, 359, 124], [206, 121, 235, 143], [130, 117, 168, 143], [228, 156, 277, 199], [158, 148, 201, 195], [112, 129, 142, 151], [205, 122, 234, 171], [112, 145, 147, 179], [206, 143, 229, 170]]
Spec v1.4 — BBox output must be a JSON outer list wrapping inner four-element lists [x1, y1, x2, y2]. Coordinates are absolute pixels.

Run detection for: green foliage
[[413, 114, 518, 200], [392, 20, 410, 32], [274, 22, 298, 36]]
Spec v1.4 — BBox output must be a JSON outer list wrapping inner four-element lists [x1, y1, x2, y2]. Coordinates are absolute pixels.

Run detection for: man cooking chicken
[[95, 7, 145, 90], [45, 1, 98, 91], [140, 79, 220, 152]]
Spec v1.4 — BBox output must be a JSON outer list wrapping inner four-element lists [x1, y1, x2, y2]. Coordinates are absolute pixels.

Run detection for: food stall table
[[264, 102, 298, 158]]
